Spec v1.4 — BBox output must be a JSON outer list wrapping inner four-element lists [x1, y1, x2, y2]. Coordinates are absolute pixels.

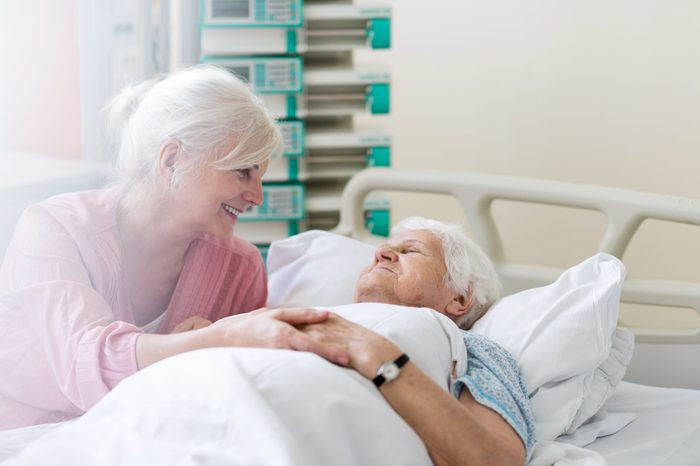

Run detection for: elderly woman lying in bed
[[7, 218, 535, 466], [297, 217, 536, 465]]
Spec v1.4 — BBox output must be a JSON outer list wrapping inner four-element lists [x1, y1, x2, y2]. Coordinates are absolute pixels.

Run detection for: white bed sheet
[[586, 381, 700, 466], [2, 359, 698, 465]]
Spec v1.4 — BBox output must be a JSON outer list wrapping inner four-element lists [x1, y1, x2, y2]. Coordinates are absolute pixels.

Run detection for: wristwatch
[[372, 353, 410, 388]]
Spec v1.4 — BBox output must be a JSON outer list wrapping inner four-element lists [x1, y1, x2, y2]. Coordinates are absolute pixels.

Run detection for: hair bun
[[101, 76, 163, 162]]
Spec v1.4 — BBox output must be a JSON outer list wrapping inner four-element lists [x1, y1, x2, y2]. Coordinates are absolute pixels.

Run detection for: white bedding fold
[[529, 441, 606, 466]]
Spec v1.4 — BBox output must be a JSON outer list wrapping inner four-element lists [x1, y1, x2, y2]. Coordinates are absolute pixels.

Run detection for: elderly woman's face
[[172, 159, 268, 239], [354, 230, 457, 314]]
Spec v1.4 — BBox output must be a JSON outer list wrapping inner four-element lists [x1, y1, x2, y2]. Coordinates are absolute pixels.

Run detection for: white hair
[[391, 216, 502, 329], [102, 65, 282, 188]]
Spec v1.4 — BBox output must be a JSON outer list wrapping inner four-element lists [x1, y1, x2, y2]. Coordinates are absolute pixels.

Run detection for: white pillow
[[566, 327, 635, 434], [266, 230, 375, 308], [266, 231, 627, 441], [470, 253, 625, 441]]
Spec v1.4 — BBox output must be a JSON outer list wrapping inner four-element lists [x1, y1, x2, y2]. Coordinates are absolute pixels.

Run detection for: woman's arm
[[300, 314, 526, 466], [135, 308, 350, 369], [378, 359, 525, 466]]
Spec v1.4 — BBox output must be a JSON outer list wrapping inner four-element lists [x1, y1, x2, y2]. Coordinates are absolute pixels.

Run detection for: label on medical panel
[[203, 57, 302, 93], [204, 0, 302, 27], [278, 121, 304, 156], [253, 58, 302, 93], [240, 184, 304, 220]]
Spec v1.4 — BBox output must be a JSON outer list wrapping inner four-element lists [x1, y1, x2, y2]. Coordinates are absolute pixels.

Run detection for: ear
[[158, 139, 181, 180], [443, 292, 473, 320]]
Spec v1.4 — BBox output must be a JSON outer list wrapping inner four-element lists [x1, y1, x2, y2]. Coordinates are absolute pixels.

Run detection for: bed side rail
[[336, 168, 700, 344]]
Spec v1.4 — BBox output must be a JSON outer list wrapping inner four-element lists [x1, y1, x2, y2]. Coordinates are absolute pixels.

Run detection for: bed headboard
[[336, 168, 700, 345]]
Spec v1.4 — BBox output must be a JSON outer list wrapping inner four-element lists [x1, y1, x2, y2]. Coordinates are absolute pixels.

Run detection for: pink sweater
[[0, 187, 267, 429]]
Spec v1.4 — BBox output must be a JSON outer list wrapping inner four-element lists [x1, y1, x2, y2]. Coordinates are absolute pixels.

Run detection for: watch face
[[382, 362, 400, 380]]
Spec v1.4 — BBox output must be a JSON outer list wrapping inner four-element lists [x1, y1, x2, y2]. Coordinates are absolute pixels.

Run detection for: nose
[[242, 179, 264, 207], [375, 246, 398, 263]]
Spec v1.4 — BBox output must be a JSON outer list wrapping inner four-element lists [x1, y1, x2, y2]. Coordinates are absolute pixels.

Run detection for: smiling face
[[354, 229, 462, 315], [170, 159, 268, 239]]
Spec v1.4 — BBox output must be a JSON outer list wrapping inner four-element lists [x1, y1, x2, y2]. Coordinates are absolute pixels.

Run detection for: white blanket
[[1, 303, 616, 466], [2, 304, 466, 466]]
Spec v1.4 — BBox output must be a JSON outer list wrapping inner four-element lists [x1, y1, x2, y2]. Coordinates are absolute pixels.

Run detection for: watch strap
[[372, 353, 410, 388]]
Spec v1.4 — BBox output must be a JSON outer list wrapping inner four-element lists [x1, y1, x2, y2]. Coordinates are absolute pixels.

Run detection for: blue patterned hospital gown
[[452, 332, 536, 459]]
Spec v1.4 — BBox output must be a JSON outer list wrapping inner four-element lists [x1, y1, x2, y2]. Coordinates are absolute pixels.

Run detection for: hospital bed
[[334, 168, 700, 465], [2, 168, 700, 466], [337, 168, 700, 386]]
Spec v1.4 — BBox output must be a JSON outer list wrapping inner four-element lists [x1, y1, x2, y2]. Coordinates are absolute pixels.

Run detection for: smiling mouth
[[222, 203, 243, 217]]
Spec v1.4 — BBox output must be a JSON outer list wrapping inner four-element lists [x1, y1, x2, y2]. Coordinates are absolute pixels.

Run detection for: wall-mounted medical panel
[[199, 0, 303, 27], [305, 210, 389, 237], [201, 56, 303, 93], [202, 59, 390, 118], [300, 68, 391, 117], [306, 130, 391, 179], [201, 27, 301, 55], [264, 157, 308, 182], [263, 120, 307, 182], [304, 4, 391, 51], [235, 182, 304, 244], [305, 187, 390, 236], [238, 69, 391, 118], [197, 0, 393, 243], [239, 182, 305, 221], [362, 195, 391, 237], [264, 127, 390, 182], [199, 1, 390, 56], [278, 120, 305, 156], [264, 156, 308, 182]]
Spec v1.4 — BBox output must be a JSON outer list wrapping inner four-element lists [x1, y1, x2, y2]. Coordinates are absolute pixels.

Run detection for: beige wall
[[357, 0, 700, 329], [0, 0, 82, 158]]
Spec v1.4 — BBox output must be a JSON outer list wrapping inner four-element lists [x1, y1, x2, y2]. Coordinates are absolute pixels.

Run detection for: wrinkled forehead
[[383, 229, 442, 251]]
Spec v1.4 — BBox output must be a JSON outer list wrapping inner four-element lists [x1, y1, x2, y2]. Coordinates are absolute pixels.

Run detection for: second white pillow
[[470, 253, 626, 441]]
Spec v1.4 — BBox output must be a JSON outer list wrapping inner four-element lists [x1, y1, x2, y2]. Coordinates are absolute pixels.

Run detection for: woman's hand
[[137, 308, 350, 370], [203, 308, 350, 366], [299, 313, 402, 380], [171, 316, 212, 333]]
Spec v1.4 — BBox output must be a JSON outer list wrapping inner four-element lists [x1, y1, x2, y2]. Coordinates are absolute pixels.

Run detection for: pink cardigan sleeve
[[6, 205, 142, 412]]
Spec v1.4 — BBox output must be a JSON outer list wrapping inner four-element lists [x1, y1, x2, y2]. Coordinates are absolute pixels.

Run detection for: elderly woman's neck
[[117, 184, 194, 267]]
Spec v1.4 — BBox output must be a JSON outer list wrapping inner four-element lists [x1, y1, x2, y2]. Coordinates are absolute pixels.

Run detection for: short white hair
[[103, 65, 282, 188], [391, 217, 501, 329]]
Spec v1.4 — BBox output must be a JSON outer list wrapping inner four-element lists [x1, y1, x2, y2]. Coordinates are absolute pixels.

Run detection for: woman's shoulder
[[27, 186, 123, 232], [6, 187, 124, 281], [13, 187, 122, 243]]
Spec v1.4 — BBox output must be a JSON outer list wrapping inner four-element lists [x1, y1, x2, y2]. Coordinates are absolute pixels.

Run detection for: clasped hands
[[173, 308, 401, 381]]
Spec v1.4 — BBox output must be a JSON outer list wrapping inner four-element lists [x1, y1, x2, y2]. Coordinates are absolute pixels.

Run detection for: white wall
[[354, 0, 700, 333]]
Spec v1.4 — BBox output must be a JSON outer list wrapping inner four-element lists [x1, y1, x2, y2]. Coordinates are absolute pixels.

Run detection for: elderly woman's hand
[[203, 308, 350, 366], [299, 313, 403, 380]]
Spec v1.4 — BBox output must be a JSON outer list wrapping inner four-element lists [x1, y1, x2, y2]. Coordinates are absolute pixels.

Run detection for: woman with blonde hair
[[0, 66, 344, 429]]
